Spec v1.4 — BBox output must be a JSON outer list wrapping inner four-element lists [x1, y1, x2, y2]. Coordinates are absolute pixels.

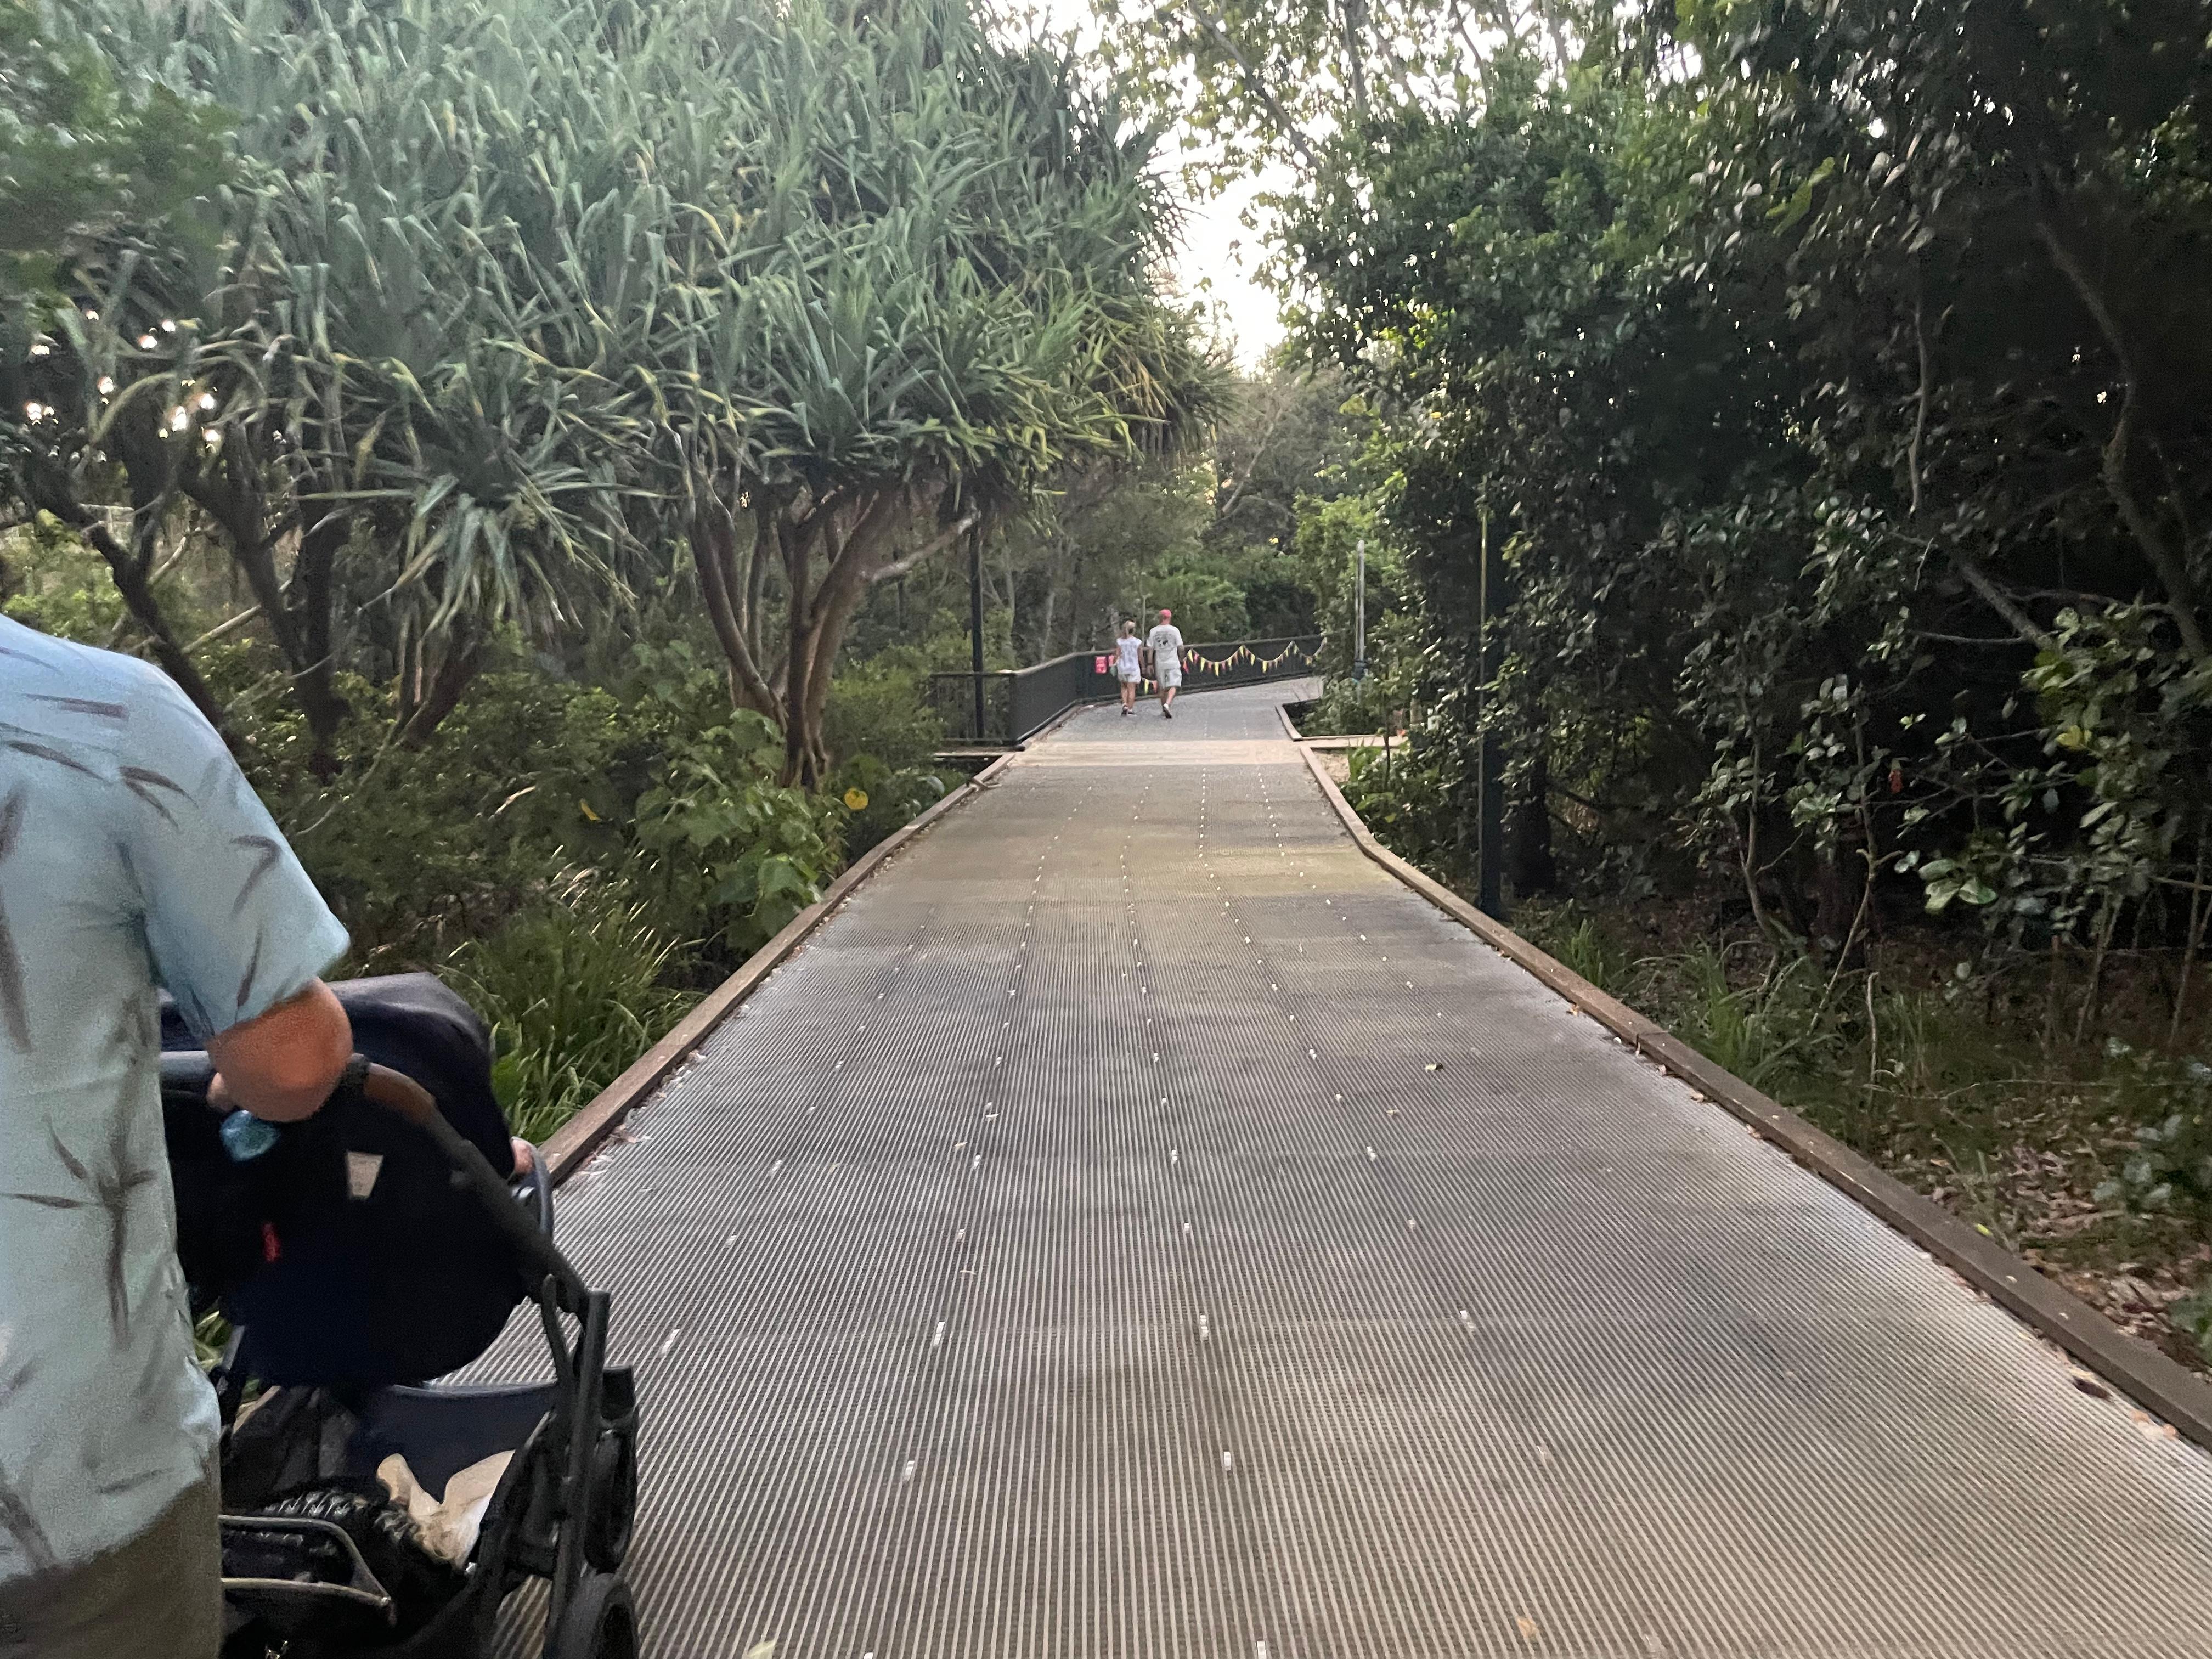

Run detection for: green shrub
[[2096, 1044, 2212, 1227], [1146, 559, 1249, 641], [823, 652, 947, 775], [630, 709, 841, 961], [1343, 730, 1468, 879], [1553, 914, 1632, 996], [444, 884, 695, 1145], [830, 752, 950, 859]]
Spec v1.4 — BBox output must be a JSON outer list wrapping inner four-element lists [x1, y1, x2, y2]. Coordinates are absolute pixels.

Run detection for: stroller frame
[[210, 1061, 639, 1659]]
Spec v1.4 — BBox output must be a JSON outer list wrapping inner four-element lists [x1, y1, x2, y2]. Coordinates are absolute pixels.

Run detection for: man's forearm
[[206, 979, 353, 1122]]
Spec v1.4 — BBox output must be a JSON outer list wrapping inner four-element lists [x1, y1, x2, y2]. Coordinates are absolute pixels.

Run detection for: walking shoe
[[1162, 707, 1173, 719]]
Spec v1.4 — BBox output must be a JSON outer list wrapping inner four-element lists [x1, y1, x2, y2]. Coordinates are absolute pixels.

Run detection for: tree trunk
[[92, 519, 232, 734], [781, 514, 817, 786], [32, 482, 231, 736], [1506, 748, 1558, 896], [398, 633, 486, 746], [177, 447, 349, 765], [689, 503, 779, 718], [289, 506, 352, 777], [1812, 848, 1863, 965], [691, 478, 964, 789]]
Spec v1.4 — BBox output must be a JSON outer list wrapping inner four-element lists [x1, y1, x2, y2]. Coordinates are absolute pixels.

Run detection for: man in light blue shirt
[[0, 616, 352, 1657]]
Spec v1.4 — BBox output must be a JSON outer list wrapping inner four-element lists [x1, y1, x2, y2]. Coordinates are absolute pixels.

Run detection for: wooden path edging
[[1280, 701, 2212, 1452], [540, 749, 1019, 1181]]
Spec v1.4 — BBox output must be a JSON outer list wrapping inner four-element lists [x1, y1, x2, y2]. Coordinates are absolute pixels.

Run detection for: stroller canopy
[[165, 973, 527, 1386]]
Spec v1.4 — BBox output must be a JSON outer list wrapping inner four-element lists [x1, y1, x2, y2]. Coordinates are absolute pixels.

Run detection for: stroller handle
[[354, 1059, 591, 1316]]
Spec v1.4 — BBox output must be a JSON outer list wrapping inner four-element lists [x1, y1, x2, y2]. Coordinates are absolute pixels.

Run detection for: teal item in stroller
[[162, 975, 641, 1658]]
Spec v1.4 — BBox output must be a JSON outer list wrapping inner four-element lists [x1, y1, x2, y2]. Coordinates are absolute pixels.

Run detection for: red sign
[[1094, 655, 1110, 673]]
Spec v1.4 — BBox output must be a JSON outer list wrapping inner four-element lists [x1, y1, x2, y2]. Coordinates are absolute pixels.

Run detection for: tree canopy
[[2, 0, 1221, 781], [1111, 0, 2212, 973]]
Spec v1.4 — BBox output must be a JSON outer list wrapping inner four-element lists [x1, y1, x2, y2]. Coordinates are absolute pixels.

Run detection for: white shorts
[[1158, 663, 1182, 689]]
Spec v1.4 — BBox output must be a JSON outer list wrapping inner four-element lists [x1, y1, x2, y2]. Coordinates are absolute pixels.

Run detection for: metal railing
[[929, 636, 1324, 747]]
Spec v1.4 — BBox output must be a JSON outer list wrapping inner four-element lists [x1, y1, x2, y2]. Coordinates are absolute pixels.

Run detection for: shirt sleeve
[[117, 669, 350, 1042]]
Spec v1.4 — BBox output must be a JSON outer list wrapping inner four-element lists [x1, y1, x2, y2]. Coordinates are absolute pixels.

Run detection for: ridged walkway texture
[[523, 682, 2212, 1657]]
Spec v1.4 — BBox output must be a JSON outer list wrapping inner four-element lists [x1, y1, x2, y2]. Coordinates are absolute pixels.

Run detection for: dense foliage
[[0, 0, 1248, 1131], [1105, 0, 2212, 1351], [1255, 0, 2212, 999], [1, 0, 1220, 779]]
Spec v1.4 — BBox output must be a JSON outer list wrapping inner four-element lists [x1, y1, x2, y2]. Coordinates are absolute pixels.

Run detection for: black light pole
[[1351, 537, 1368, 681], [968, 523, 987, 743], [1477, 507, 1506, 919]]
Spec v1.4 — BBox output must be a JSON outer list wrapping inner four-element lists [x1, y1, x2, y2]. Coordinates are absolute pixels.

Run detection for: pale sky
[[1169, 166, 1290, 367], [1018, 0, 1290, 367]]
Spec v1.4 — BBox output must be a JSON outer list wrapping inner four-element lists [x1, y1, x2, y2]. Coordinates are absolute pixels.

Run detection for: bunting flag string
[[1108, 636, 1325, 693], [1180, 638, 1324, 678]]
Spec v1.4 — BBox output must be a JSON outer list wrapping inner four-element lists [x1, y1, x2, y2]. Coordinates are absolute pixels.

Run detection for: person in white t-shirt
[[1111, 619, 1144, 716], [1144, 609, 1185, 719]]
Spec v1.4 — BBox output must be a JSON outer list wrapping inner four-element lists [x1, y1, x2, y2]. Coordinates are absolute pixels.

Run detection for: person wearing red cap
[[1143, 608, 1184, 719]]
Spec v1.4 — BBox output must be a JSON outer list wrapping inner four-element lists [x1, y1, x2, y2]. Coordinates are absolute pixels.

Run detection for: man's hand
[[206, 979, 353, 1122]]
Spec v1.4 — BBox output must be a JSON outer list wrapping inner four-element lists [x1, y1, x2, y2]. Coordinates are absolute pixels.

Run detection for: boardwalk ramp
[[489, 681, 2212, 1657]]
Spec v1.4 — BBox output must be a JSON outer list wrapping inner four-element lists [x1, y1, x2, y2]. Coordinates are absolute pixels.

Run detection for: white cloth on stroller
[[377, 1451, 512, 1564]]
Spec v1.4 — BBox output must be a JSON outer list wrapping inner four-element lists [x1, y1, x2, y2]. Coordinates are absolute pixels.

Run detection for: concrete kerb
[[540, 747, 1020, 1183], [1280, 699, 2212, 1454]]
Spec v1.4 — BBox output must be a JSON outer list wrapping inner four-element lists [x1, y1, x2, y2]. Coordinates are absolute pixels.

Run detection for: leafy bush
[[1342, 728, 1469, 879], [1146, 558, 1249, 641], [2096, 1045, 2212, 1227], [823, 652, 949, 775], [239, 641, 845, 973], [830, 752, 949, 859], [631, 710, 840, 961], [444, 883, 693, 1146]]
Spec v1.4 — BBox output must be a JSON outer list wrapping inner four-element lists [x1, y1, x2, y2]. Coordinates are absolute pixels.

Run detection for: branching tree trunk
[[2035, 216, 2208, 662], [60, 496, 228, 732], [178, 444, 351, 770], [6, 399, 230, 733], [690, 473, 974, 787], [396, 624, 487, 746]]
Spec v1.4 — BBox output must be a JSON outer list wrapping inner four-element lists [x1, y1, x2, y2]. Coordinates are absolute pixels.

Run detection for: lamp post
[[1351, 537, 1368, 682], [968, 523, 986, 743], [1477, 508, 1505, 919]]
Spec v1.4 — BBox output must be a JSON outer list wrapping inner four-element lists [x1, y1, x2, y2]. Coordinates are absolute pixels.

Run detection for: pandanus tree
[[3, 0, 644, 764], [4, 0, 1216, 785], [604, 0, 1222, 784]]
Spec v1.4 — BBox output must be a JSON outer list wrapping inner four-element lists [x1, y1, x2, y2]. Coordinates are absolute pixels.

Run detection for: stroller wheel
[[552, 1571, 638, 1659], [583, 1423, 640, 1571]]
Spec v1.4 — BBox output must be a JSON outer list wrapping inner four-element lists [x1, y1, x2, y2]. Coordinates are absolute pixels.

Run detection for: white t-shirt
[[1114, 635, 1143, 677], [1146, 623, 1183, 669]]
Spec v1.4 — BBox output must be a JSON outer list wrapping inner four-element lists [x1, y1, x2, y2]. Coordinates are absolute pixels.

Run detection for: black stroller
[[161, 974, 641, 1659]]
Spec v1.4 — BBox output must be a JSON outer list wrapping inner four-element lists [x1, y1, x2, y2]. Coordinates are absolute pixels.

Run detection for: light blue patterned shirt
[[0, 617, 347, 1579]]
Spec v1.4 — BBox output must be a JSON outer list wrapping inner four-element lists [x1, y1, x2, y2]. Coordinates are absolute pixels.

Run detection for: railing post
[[1352, 539, 1368, 682]]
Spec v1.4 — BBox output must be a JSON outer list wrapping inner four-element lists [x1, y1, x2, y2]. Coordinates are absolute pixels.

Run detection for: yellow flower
[[843, 787, 870, 811]]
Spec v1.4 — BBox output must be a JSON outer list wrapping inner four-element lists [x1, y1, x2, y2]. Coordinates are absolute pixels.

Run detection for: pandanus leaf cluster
[[2, 0, 1220, 779]]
